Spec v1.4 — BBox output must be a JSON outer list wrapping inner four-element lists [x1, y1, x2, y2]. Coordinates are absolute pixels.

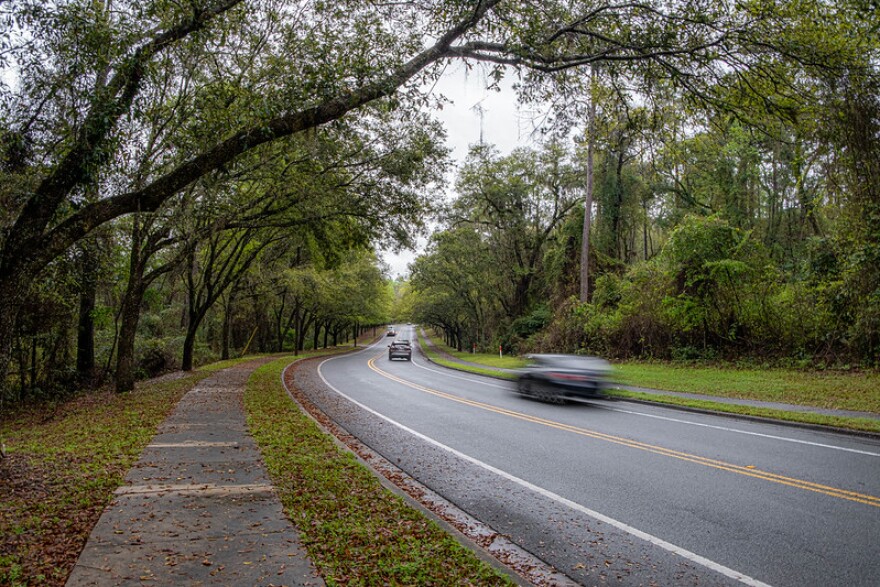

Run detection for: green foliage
[[497, 304, 552, 354], [651, 216, 773, 351], [413, 142, 584, 350], [510, 304, 552, 339], [2, 0, 878, 392], [527, 214, 872, 364]]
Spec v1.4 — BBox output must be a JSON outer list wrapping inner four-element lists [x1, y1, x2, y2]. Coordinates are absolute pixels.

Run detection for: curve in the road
[[319, 351, 774, 587]]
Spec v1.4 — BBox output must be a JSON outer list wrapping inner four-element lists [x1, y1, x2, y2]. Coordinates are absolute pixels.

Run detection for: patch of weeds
[[0, 557, 25, 586]]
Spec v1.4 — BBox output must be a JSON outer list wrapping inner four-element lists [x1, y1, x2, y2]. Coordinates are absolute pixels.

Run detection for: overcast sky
[[381, 63, 545, 278]]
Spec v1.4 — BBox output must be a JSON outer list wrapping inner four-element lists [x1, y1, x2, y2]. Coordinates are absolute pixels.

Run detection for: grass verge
[[608, 389, 880, 434], [416, 332, 518, 380], [613, 363, 880, 414], [417, 330, 879, 434], [244, 355, 515, 586], [421, 331, 527, 370], [0, 359, 255, 586]]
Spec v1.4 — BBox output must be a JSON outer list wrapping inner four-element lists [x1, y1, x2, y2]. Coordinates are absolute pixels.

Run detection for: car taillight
[[548, 372, 589, 381]]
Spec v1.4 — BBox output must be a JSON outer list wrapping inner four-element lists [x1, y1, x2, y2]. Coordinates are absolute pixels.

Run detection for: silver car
[[388, 340, 412, 361]]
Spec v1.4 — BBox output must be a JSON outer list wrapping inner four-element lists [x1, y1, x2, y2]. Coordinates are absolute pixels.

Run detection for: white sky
[[382, 63, 546, 279]]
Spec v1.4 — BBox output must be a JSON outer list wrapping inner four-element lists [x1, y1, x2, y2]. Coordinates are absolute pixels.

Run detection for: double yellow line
[[368, 356, 880, 508]]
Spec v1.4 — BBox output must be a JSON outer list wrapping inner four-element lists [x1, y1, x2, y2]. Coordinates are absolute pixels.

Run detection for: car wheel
[[517, 378, 532, 396], [537, 383, 567, 405]]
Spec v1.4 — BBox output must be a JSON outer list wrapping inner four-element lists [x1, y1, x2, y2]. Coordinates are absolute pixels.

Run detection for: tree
[[1, 0, 869, 390], [113, 210, 189, 391], [0, 0, 499, 388], [410, 227, 501, 350], [452, 143, 582, 318]]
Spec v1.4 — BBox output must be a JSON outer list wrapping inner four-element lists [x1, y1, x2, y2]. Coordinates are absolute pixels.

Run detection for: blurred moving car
[[386, 328, 396, 337], [516, 354, 612, 403], [388, 340, 412, 361]]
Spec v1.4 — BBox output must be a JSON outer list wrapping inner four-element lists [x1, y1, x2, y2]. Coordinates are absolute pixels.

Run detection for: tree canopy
[[0, 0, 876, 399]]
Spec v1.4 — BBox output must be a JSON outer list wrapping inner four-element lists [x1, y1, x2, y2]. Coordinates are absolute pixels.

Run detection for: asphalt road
[[298, 326, 880, 587]]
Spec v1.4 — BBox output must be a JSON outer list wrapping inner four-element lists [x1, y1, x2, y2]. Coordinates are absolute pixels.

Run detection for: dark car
[[516, 354, 612, 403], [388, 339, 412, 361]]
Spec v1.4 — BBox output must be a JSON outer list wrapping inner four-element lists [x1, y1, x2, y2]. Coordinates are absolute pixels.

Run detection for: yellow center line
[[368, 357, 880, 508]]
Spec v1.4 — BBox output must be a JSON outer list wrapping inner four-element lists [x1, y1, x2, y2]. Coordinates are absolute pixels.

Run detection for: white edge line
[[411, 352, 511, 388], [606, 407, 880, 457], [316, 355, 773, 587]]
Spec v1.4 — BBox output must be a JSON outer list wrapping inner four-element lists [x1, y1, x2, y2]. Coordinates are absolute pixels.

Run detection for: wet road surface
[[294, 327, 880, 587]]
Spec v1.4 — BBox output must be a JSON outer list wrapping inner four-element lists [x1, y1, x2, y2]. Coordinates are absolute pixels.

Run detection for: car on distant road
[[516, 354, 612, 403], [388, 339, 412, 361], [386, 329, 396, 337]]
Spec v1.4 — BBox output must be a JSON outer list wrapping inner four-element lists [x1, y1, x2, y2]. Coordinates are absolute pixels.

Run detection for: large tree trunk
[[221, 304, 232, 361], [115, 219, 151, 392], [512, 275, 532, 319], [181, 319, 199, 371], [0, 273, 28, 400], [300, 314, 315, 353], [115, 285, 144, 392], [76, 242, 98, 385], [76, 288, 96, 382]]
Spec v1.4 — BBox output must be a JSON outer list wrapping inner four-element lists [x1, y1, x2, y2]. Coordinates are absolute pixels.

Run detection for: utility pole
[[580, 66, 597, 303], [471, 100, 487, 145]]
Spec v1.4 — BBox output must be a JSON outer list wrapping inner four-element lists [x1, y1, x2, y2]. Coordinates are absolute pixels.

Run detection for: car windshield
[[530, 355, 608, 371]]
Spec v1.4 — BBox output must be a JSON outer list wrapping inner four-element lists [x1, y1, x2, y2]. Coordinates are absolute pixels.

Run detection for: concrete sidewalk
[[66, 358, 324, 586]]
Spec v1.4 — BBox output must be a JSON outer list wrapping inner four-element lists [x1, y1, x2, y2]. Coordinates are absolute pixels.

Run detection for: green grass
[[416, 330, 880, 433], [0, 359, 258, 586], [244, 355, 515, 586], [416, 330, 520, 379], [418, 343, 518, 381], [421, 331, 527, 369], [613, 362, 880, 413]]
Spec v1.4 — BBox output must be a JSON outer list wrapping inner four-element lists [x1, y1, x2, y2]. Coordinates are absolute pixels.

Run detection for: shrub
[[135, 338, 178, 379]]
